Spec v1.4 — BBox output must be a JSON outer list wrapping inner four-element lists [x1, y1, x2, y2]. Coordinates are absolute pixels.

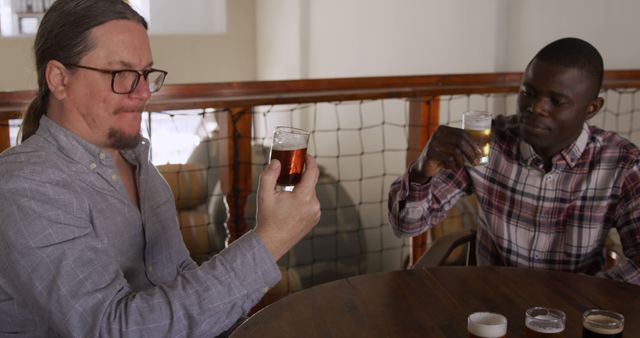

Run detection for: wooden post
[[218, 107, 253, 246], [407, 96, 440, 266], [0, 118, 11, 152]]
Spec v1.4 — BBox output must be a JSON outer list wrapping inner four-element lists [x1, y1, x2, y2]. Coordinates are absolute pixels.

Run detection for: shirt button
[[89, 163, 97, 170], [148, 265, 153, 273], [111, 174, 118, 181], [99, 152, 106, 160]]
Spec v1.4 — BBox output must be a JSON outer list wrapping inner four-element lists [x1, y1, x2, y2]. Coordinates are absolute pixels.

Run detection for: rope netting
[[137, 88, 640, 292], [5, 87, 640, 293]]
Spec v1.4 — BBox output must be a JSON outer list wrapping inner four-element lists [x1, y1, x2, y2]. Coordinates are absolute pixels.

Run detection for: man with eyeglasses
[[0, 0, 321, 337]]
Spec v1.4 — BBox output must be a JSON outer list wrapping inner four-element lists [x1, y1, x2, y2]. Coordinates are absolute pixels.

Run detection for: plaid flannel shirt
[[389, 115, 640, 285]]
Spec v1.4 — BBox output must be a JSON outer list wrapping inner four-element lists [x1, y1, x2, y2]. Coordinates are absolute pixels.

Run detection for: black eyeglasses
[[64, 64, 168, 94]]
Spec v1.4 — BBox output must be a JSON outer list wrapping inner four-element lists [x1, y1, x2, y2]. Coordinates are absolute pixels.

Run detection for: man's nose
[[530, 98, 550, 117], [129, 76, 152, 101]]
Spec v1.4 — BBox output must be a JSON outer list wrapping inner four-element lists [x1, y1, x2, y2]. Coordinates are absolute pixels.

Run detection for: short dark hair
[[532, 37, 604, 98], [20, 0, 147, 142]]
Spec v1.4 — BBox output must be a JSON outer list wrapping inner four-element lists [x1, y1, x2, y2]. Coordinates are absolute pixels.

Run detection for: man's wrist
[[408, 162, 431, 184]]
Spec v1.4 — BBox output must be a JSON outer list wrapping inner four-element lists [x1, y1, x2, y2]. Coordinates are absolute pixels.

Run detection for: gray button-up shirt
[[0, 116, 279, 337]]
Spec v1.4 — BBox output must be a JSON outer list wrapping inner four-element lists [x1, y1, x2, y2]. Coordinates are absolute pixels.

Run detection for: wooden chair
[[412, 229, 477, 269], [413, 226, 624, 270]]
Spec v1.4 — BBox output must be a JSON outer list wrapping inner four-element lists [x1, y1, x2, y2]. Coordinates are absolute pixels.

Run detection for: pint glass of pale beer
[[525, 307, 566, 338], [467, 312, 507, 338], [269, 126, 310, 192], [462, 111, 492, 165], [582, 309, 624, 338]]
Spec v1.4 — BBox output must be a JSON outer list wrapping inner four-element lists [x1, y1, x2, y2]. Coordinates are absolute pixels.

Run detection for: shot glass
[[467, 312, 507, 338], [269, 126, 310, 192], [525, 307, 566, 337], [582, 309, 624, 338], [462, 111, 492, 166]]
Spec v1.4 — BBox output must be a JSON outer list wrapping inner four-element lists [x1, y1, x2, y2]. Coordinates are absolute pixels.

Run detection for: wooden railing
[[3, 70, 640, 264]]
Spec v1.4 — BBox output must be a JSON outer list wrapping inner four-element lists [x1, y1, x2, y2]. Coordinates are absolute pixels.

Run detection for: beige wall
[[0, 37, 36, 91], [0, 0, 257, 91]]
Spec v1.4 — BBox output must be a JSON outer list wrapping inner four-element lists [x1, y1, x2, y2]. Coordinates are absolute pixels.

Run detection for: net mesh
[[6, 88, 640, 293], [145, 88, 640, 291]]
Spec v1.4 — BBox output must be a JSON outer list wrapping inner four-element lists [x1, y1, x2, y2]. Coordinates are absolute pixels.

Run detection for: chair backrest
[[412, 229, 477, 269], [413, 226, 625, 270]]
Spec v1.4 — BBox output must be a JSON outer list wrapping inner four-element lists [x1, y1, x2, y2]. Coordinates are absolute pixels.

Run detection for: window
[[1, 0, 226, 37], [0, 0, 55, 36]]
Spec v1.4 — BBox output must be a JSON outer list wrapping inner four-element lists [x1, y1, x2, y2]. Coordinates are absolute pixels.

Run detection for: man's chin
[[108, 129, 142, 150]]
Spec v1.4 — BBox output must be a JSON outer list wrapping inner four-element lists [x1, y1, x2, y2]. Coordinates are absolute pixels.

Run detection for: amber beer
[[270, 147, 307, 186], [462, 111, 492, 165], [467, 312, 507, 338], [269, 126, 310, 191], [582, 310, 624, 338], [524, 307, 566, 338]]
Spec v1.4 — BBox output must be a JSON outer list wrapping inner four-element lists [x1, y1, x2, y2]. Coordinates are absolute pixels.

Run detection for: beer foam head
[[272, 127, 309, 150], [462, 111, 492, 130], [583, 314, 624, 334], [467, 312, 507, 337], [525, 307, 565, 334], [526, 315, 564, 333]]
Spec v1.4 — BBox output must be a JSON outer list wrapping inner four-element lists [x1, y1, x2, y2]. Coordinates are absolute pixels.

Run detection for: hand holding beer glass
[[525, 307, 566, 337], [269, 126, 310, 192], [582, 309, 624, 338], [467, 312, 507, 338], [462, 111, 492, 166]]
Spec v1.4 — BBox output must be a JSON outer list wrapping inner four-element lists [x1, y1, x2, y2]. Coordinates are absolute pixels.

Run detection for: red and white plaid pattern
[[389, 115, 640, 285]]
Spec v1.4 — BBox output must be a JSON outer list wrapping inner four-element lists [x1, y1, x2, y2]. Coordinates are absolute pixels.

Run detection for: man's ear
[[586, 96, 604, 120], [45, 60, 69, 100]]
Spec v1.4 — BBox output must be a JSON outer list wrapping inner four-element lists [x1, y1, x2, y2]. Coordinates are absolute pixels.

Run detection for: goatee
[[108, 128, 141, 150]]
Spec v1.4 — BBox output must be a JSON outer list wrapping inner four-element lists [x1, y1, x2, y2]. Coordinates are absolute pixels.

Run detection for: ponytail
[[19, 89, 48, 143]]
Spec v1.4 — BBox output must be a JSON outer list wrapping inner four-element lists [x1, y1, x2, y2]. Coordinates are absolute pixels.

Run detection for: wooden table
[[231, 267, 640, 337]]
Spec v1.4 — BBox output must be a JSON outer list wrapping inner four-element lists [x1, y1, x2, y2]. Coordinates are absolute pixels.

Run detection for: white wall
[[256, 0, 640, 81], [256, 0, 308, 79], [0, 0, 256, 91], [505, 0, 640, 71], [4, 1, 640, 91]]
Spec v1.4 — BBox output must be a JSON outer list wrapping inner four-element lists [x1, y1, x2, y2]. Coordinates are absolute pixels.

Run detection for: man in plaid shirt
[[388, 37, 640, 285]]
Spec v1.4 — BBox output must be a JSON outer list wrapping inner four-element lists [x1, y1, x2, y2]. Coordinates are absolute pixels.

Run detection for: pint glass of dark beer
[[467, 312, 507, 338], [269, 126, 310, 192], [462, 111, 492, 165], [525, 307, 566, 337], [582, 309, 624, 338]]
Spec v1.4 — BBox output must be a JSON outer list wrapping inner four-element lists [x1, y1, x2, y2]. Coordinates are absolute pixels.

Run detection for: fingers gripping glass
[[65, 64, 168, 94]]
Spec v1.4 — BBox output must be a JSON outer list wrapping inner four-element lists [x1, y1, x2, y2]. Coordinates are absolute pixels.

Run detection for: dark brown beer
[[270, 148, 307, 186], [582, 310, 624, 338], [583, 314, 623, 338]]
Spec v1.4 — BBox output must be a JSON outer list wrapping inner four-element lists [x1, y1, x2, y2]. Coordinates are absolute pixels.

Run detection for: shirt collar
[[36, 115, 149, 168], [519, 122, 590, 169]]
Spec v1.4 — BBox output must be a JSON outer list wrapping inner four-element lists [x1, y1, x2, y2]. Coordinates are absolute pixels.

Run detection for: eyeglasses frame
[[64, 63, 168, 94]]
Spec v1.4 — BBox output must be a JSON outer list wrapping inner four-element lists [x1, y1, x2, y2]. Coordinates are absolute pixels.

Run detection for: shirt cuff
[[219, 230, 281, 292]]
